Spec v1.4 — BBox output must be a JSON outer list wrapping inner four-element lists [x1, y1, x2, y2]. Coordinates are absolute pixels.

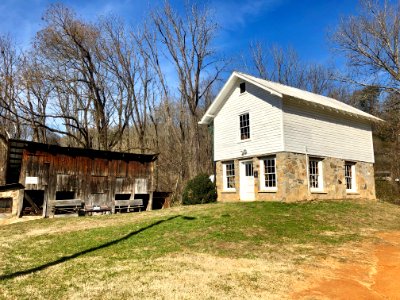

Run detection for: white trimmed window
[[309, 158, 323, 191], [260, 157, 277, 191], [223, 162, 235, 191], [345, 162, 356, 192], [239, 113, 250, 140]]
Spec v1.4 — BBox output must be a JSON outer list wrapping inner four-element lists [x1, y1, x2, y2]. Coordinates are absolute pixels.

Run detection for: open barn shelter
[[0, 139, 157, 218]]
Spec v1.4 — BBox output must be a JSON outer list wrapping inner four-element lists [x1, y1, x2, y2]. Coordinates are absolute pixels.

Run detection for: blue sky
[[0, 0, 359, 72]]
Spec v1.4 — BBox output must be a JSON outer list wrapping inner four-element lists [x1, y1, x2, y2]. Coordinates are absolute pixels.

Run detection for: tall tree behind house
[[333, 0, 400, 179]]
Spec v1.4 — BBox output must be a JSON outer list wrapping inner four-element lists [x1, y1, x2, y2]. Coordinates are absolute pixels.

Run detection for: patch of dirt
[[0, 216, 42, 226], [292, 231, 400, 299]]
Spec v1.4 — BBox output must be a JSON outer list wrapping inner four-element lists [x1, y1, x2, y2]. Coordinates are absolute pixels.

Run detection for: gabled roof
[[199, 71, 383, 125]]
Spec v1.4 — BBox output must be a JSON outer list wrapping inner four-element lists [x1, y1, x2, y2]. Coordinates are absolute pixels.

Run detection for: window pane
[[245, 162, 253, 176], [240, 82, 246, 93], [225, 163, 235, 189], [240, 113, 250, 140], [263, 157, 276, 188], [309, 160, 320, 189], [345, 163, 353, 190]]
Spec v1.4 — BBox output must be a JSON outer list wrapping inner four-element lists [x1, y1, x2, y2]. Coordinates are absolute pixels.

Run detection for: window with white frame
[[260, 157, 277, 190], [345, 162, 356, 192], [239, 113, 250, 140], [309, 158, 323, 191], [223, 162, 235, 190]]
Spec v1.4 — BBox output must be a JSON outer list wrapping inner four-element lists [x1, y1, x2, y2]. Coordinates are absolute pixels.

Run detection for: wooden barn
[[0, 139, 157, 218]]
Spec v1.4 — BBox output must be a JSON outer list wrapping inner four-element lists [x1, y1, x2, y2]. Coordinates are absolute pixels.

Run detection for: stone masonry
[[0, 189, 23, 216], [216, 152, 376, 202]]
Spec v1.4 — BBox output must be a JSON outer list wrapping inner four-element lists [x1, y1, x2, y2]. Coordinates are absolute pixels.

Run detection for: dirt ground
[[0, 215, 42, 226], [292, 231, 400, 299]]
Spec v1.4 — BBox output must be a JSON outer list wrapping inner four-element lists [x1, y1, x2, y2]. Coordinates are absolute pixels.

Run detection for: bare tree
[[28, 4, 136, 150], [133, 1, 223, 201], [0, 35, 22, 141], [333, 0, 400, 92], [151, 2, 222, 176], [249, 41, 336, 95], [18, 54, 52, 143], [333, 0, 400, 180]]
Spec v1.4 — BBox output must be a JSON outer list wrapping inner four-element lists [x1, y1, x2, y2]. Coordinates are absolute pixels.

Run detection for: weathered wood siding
[[0, 141, 7, 185], [213, 81, 283, 161], [282, 98, 375, 163], [20, 149, 153, 213]]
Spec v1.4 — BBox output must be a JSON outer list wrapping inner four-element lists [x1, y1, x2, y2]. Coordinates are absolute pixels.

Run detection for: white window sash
[[223, 163, 236, 191], [259, 157, 277, 191], [310, 159, 324, 192], [346, 164, 357, 192]]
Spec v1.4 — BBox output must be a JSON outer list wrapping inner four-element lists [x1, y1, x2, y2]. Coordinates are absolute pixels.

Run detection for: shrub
[[182, 173, 217, 205], [376, 180, 400, 205]]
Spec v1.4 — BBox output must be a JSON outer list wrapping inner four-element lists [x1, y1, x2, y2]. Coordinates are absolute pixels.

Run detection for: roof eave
[[285, 95, 384, 123]]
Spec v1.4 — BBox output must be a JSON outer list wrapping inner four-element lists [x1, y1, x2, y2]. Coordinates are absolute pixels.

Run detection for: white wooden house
[[199, 72, 381, 202]]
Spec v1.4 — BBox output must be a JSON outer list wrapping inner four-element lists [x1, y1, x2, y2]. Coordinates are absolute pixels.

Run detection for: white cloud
[[210, 0, 285, 29]]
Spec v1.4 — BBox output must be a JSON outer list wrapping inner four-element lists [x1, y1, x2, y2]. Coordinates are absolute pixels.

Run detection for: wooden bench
[[115, 199, 144, 213], [84, 205, 112, 216], [49, 199, 84, 215]]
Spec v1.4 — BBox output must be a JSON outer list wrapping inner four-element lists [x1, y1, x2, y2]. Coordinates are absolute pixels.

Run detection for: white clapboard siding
[[282, 99, 374, 163], [214, 83, 283, 161]]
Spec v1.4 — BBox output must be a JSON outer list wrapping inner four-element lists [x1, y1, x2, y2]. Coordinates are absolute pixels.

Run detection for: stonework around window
[[240, 113, 250, 140], [345, 163, 356, 192], [260, 157, 276, 190], [309, 158, 323, 191], [223, 162, 235, 190]]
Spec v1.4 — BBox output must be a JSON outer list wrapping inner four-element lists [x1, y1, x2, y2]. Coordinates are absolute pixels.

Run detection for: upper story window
[[260, 157, 277, 191], [309, 158, 323, 191], [240, 82, 246, 94], [345, 162, 356, 192], [240, 113, 250, 140], [223, 162, 236, 191]]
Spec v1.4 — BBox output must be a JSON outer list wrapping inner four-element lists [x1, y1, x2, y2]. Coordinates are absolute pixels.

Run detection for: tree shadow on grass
[[0, 215, 196, 281]]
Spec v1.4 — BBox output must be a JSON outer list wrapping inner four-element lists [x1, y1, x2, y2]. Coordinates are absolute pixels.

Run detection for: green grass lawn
[[1, 200, 400, 299]]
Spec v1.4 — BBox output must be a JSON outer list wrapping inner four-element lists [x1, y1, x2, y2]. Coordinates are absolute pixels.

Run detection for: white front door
[[240, 160, 255, 201]]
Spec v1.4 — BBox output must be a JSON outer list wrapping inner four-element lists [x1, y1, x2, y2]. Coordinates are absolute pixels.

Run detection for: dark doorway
[[135, 194, 150, 210], [22, 190, 44, 216]]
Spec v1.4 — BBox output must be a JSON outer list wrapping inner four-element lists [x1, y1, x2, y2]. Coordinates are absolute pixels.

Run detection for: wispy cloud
[[210, 0, 286, 29]]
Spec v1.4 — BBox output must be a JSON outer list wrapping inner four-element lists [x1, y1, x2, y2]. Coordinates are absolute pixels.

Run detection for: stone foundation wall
[[0, 189, 22, 216], [216, 152, 376, 202]]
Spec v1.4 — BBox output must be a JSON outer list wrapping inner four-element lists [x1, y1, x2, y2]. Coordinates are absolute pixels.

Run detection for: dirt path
[[292, 231, 400, 299]]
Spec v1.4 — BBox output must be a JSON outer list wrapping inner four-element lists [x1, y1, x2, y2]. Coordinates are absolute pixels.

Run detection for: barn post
[[146, 158, 155, 211], [17, 152, 27, 217]]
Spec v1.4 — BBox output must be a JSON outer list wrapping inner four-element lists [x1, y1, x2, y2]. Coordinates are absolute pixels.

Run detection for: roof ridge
[[234, 71, 382, 121]]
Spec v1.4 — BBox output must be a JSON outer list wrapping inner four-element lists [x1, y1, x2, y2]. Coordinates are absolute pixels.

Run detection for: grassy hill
[[1, 200, 400, 299]]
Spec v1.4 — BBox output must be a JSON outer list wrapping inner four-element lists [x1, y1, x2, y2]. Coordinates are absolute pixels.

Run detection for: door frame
[[239, 160, 255, 201]]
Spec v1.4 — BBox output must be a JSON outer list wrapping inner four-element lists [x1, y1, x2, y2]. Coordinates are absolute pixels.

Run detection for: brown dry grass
[[4, 252, 298, 300]]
